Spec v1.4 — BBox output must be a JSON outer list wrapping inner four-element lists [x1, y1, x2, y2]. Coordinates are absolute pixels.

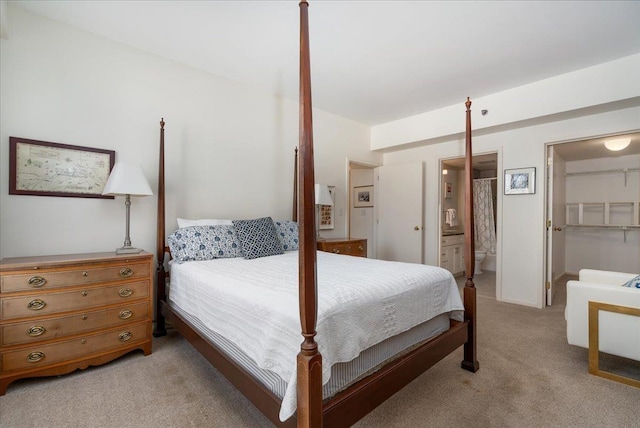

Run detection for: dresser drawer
[[318, 239, 367, 257], [1, 301, 149, 346], [1, 262, 150, 293], [1, 280, 149, 320], [441, 234, 465, 246], [1, 321, 149, 372]]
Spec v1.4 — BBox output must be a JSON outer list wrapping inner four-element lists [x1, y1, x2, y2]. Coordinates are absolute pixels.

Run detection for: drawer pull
[[27, 326, 46, 337], [82, 315, 88, 321], [27, 299, 46, 311], [119, 310, 133, 320], [28, 276, 46, 287], [27, 351, 45, 363], [119, 268, 133, 278], [118, 288, 133, 298], [358, 245, 364, 251], [119, 331, 132, 342], [82, 291, 88, 297], [82, 271, 88, 277], [332, 249, 340, 254]]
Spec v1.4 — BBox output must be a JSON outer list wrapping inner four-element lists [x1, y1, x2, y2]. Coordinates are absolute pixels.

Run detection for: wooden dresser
[[317, 238, 367, 257], [0, 251, 153, 395]]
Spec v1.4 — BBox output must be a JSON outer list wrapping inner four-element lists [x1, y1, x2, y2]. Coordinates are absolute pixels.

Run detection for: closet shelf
[[565, 201, 639, 242], [565, 167, 639, 186]]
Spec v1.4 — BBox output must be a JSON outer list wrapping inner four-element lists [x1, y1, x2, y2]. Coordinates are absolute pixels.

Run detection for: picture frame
[[353, 185, 373, 208], [9, 137, 115, 199], [504, 167, 535, 195], [444, 182, 453, 199], [319, 185, 335, 230]]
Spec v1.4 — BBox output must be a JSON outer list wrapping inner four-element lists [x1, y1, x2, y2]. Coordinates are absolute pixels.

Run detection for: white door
[[376, 162, 424, 263], [545, 146, 567, 305]]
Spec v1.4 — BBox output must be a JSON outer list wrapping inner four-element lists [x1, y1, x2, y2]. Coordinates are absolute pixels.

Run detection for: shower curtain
[[473, 179, 496, 254]]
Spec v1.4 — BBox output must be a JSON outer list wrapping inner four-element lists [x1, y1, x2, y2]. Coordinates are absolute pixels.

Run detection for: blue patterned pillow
[[621, 275, 640, 289], [232, 217, 284, 260], [168, 225, 243, 263], [274, 220, 299, 251]]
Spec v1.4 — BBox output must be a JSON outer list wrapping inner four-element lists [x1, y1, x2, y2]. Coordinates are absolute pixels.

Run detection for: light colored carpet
[[1, 272, 638, 427]]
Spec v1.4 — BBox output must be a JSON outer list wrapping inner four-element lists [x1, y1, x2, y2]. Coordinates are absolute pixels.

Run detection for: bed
[[152, 2, 479, 427]]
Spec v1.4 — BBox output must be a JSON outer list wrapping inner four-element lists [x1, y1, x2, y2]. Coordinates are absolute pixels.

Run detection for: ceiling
[[7, 1, 640, 126]]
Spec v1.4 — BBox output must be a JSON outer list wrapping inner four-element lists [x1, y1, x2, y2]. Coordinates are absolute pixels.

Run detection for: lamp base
[[115, 246, 144, 255]]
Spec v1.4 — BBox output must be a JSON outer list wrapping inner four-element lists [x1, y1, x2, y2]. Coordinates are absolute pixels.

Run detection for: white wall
[[564, 154, 640, 274], [0, 6, 381, 259], [382, 106, 640, 308]]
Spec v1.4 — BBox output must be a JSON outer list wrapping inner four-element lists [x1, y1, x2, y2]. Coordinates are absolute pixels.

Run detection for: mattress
[[169, 251, 464, 421]]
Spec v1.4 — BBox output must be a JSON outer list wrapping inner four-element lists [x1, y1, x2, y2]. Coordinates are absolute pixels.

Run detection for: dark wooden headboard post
[[153, 118, 167, 338], [461, 98, 479, 372], [296, 1, 323, 427], [293, 147, 298, 222]]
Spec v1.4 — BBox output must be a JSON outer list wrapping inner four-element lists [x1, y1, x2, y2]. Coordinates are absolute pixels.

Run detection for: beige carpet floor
[[1, 272, 638, 427]]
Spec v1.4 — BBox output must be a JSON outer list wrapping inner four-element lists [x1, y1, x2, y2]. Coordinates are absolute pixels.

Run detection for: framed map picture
[[9, 137, 115, 198]]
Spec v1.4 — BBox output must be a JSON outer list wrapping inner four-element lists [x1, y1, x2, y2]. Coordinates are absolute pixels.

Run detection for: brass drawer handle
[[82, 271, 88, 277], [27, 351, 45, 363], [27, 326, 46, 337], [118, 288, 133, 298], [27, 299, 46, 311], [28, 276, 46, 287], [119, 267, 133, 278], [358, 245, 364, 251], [119, 331, 132, 342], [82, 291, 88, 297], [119, 310, 133, 320]]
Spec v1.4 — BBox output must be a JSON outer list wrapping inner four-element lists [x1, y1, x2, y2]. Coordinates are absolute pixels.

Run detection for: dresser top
[[319, 237, 366, 243], [0, 251, 152, 271]]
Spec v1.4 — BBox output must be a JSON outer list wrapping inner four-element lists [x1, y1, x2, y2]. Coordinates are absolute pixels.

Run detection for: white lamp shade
[[102, 162, 153, 196], [315, 184, 333, 206]]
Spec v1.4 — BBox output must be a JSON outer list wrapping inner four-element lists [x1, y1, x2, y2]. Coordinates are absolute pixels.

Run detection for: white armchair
[[566, 269, 640, 387]]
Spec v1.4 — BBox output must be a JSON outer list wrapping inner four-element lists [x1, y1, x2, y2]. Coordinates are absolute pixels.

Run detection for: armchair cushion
[[566, 269, 640, 362]]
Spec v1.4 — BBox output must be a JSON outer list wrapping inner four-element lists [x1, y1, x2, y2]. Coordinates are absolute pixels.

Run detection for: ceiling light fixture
[[604, 138, 631, 151]]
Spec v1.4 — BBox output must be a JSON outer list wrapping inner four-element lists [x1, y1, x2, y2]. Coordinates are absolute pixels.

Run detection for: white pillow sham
[[177, 218, 233, 228]]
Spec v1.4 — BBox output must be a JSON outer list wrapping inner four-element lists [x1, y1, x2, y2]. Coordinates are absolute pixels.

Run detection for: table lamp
[[102, 162, 153, 254]]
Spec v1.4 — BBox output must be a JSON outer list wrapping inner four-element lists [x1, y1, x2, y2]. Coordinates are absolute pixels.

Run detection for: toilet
[[474, 250, 486, 275]]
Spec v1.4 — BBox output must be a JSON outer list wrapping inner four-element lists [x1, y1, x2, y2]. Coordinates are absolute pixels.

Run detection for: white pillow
[[177, 218, 233, 228]]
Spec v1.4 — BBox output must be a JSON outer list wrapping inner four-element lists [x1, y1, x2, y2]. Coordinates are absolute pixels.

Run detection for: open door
[[545, 146, 567, 305], [376, 162, 423, 263]]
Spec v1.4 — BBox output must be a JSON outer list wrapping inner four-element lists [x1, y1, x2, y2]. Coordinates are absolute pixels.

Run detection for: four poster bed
[[152, 2, 478, 427]]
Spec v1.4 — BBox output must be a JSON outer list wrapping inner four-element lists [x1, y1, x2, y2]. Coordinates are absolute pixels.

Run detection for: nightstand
[[0, 251, 153, 395], [317, 238, 367, 257]]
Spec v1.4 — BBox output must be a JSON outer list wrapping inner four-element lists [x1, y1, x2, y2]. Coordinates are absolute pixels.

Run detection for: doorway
[[348, 160, 378, 258], [439, 152, 500, 299], [544, 131, 640, 306]]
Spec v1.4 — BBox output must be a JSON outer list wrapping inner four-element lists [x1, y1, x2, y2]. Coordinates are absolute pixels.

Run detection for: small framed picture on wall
[[353, 185, 373, 208], [504, 167, 535, 195]]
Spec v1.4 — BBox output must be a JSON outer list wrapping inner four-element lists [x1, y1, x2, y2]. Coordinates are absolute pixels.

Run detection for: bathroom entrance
[[440, 152, 500, 299]]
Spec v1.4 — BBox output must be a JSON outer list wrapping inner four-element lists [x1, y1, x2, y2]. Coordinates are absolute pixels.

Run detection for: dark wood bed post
[[461, 98, 479, 372], [297, 1, 322, 427], [153, 118, 167, 338], [293, 147, 298, 222]]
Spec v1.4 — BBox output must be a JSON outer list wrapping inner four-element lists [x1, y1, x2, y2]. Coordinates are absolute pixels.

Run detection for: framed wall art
[[9, 137, 115, 198], [504, 167, 535, 195], [319, 185, 335, 230], [353, 185, 373, 208], [444, 182, 453, 199]]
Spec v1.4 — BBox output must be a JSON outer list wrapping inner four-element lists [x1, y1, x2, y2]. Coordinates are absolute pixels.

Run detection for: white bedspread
[[169, 251, 463, 421]]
